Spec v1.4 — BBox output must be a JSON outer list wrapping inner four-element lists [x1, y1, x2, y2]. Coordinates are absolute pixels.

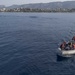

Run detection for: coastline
[[0, 8, 75, 13]]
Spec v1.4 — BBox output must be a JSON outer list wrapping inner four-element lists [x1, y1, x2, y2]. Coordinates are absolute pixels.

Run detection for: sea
[[0, 12, 75, 75]]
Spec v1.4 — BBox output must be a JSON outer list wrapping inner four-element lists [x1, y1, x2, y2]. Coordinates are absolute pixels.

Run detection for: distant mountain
[[7, 5, 20, 9], [1, 1, 75, 9], [0, 5, 5, 9]]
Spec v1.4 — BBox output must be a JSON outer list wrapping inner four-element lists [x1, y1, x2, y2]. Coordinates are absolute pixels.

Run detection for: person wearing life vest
[[73, 43, 75, 49], [72, 36, 75, 41], [60, 41, 66, 50]]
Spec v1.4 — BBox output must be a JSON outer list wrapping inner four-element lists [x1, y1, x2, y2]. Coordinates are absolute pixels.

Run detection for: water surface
[[0, 12, 75, 75]]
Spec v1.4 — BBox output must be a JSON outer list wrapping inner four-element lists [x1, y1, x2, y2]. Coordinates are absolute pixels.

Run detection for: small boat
[[58, 48, 75, 58], [57, 36, 75, 58]]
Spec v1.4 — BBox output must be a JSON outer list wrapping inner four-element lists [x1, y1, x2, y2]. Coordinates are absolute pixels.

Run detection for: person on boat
[[64, 41, 72, 50], [60, 44, 65, 50], [73, 43, 75, 49], [60, 41, 66, 50], [68, 42, 73, 50], [72, 36, 75, 41], [65, 42, 70, 50]]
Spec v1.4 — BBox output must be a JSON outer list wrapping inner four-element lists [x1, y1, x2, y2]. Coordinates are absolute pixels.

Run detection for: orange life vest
[[73, 44, 75, 49]]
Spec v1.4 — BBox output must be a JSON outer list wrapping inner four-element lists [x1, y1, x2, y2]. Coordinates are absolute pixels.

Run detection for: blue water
[[0, 12, 75, 75]]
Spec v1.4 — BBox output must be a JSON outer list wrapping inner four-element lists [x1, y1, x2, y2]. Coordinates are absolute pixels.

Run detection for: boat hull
[[58, 48, 75, 57]]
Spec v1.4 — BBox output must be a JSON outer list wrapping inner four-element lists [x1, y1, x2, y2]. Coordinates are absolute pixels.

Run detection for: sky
[[0, 0, 74, 6]]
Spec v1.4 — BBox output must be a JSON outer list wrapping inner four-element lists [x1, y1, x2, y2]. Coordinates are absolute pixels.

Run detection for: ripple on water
[[0, 13, 75, 75]]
